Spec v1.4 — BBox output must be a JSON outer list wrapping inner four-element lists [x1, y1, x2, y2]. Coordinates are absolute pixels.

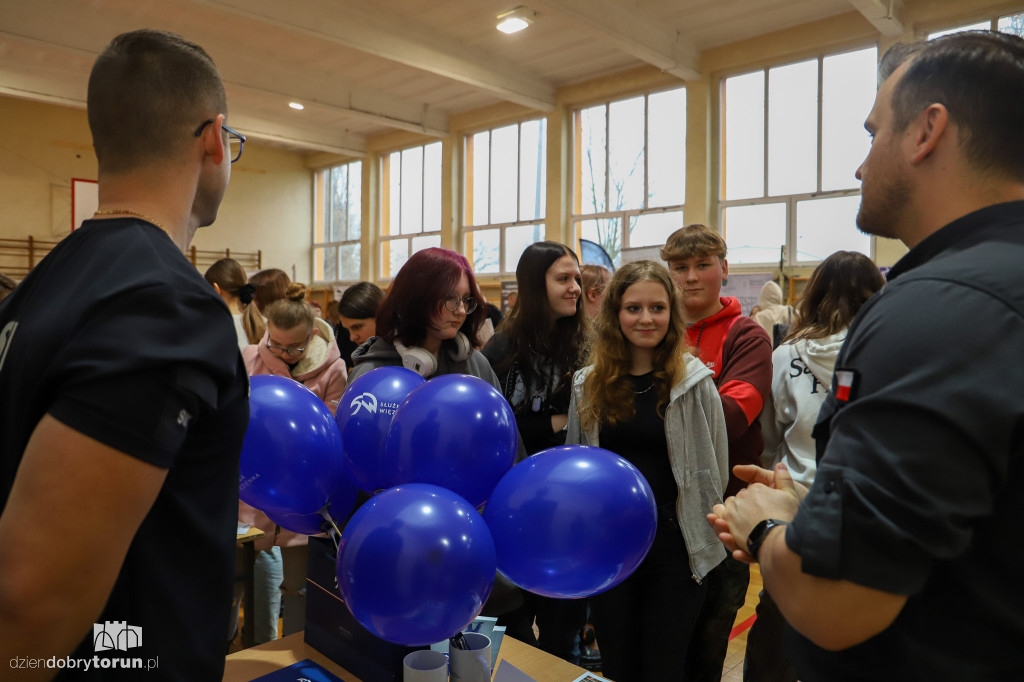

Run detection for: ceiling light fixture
[[496, 6, 535, 34], [288, 102, 305, 110]]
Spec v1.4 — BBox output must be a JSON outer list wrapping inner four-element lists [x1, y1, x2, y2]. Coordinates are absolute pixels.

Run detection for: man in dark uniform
[[709, 31, 1024, 680], [0, 30, 249, 680]]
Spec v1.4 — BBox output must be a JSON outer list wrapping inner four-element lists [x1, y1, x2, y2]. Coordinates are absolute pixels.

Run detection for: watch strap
[[747, 518, 789, 560]]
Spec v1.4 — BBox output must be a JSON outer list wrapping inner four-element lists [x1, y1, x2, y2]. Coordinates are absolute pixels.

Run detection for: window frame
[[570, 86, 688, 267], [715, 43, 879, 267], [312, 160, 362, 284], [462, 118, 548, 277], [378, 141, 443, 281]]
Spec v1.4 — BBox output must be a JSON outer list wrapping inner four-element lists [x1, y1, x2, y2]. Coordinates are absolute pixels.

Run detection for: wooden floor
[[721, 563, 762, 681]]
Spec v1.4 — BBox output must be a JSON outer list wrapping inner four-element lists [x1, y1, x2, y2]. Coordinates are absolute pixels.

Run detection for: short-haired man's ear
[[721, 259, 729, 285], [200, 113, 227, 165]]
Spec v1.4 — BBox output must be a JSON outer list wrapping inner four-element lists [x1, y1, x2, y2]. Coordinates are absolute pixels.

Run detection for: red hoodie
[[686, 297, 772, 497]]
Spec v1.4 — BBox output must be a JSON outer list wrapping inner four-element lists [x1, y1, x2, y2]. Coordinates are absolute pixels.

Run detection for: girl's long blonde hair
[[579, 260, 692, 430]]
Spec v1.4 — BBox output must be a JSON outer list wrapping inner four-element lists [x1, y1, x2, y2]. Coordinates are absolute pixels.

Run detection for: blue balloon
[[336, 484, 496, 646], [239, 375, 344, 516], [337, 367, 426, 492], [265, 470, 360, 535], [483, 445, 657, 599], [384, 374, 517, 507]]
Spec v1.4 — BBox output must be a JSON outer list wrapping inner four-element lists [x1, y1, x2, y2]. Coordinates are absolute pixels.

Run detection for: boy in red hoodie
[[661, 224, 772, 682]]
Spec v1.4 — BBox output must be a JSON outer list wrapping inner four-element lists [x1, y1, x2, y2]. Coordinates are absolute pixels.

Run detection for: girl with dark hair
[[346, 248, 497, 385], [566, 260, 728, 682], [743, 251, 885, 682], [338, 281, 384, 346], [481, 240, 588, 663], [204, 257, 265, 349]]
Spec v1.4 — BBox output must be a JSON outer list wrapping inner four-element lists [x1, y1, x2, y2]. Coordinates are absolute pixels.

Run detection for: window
[[718, 46, 877, 265], [379, 142, 442, 279], [572, 88, 686, 266], [463, 119, 547, 275], [929, 11, 1024, 39], [313, 161, 361, 283]]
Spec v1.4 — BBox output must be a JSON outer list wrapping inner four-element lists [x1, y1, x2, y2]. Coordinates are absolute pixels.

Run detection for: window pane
[[998, 12, 1024, 37], [822, 47, 876, 191], [723, 71, 765, 200], [490, 125, 519, 224], [506, 223, 545, 272], [339, 243, 360, 280], [768, 59, 818, 196], [469, 132, 489, 226], [328, 165, 347, 241], [348, 161, 362, 240], [608, 96, 646, 211], [795, 195, 870, 262], [722, 203, 787, 264], [423, 142, 442, 232], [323, 244, 338, 281], [629, 211, 683, 248], [384, 239, 409, 279], [400, 146, 423, 235], [471, 228, 501, 275], [579, 218, 622, 267], [519, 119, 546, 221], [386, 152, 400, 237], [929, 21, 990, 39], [648, 88, 686, 208], [411, 234, 440, 254], [579, 105, 607, 213]]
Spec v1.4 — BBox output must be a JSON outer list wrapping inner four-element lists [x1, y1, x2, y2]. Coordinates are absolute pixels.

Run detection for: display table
[[223, 632, 588, 682]]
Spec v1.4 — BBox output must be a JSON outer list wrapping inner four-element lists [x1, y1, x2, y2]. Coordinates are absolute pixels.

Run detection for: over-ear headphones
[[394, 333, 472, 377]]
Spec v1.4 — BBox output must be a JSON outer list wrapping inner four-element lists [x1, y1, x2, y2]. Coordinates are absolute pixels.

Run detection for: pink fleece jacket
[[240, 317, 348, 549]]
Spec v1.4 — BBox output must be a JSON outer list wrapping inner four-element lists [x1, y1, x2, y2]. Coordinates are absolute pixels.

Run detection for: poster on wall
[[500, 280, 518, 314], [71, 178, 98, 231], [722, 273, 774, 316]]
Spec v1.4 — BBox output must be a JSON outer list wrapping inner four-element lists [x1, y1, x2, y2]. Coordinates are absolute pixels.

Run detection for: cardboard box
[[304, 536, 426, 682]]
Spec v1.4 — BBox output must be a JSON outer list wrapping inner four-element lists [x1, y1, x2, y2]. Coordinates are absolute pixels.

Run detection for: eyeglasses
[[443, 294, 478, 314], [266, 333, 311, 356], [194, 119, 246, 163]]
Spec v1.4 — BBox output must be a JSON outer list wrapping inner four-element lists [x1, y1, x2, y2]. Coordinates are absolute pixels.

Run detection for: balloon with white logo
[[336, 366, 426, 492]]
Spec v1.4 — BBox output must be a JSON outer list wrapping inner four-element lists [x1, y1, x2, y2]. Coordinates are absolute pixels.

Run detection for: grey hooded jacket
[[565, 353, 729, 581]]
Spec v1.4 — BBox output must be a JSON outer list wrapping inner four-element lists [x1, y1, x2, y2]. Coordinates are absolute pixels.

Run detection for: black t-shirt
[[599, 373, 674, 507], [785, 202, 1024, 680], [0, 218, 249, 680]]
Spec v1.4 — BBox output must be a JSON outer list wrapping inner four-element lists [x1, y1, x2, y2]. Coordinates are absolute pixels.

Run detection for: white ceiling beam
[[194, 0, 556, 111], [0, 26, 449, 139], [535, 0, 700, 81], [227, 113, 367, 157], [847, 0, 905, 38]]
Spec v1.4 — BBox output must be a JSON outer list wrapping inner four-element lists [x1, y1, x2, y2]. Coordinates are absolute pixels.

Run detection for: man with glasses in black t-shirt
[[0, 30, 249, 680]]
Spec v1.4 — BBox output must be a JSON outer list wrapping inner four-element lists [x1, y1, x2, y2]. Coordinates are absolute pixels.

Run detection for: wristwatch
[[746, 518, 789, 560]]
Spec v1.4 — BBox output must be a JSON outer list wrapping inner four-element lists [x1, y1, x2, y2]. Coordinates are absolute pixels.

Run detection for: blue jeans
[[230, 546, 283, 645]]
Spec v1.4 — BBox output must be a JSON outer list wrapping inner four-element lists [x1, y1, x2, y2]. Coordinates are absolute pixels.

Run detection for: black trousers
[[743, 589, 798, 682], [683, 556, 751, 682], [589, 525, 707, 682]]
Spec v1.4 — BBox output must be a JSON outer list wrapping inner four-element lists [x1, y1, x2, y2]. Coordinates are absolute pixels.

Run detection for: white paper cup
[[449, 632, 491, 682], [403, 650, 448, 682]]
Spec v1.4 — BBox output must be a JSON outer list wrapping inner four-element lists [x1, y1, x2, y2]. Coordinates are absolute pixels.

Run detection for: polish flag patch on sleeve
[[834, 369, 857, 402]]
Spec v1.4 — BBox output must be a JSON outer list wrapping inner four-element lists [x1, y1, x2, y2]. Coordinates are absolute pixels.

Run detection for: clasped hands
[[707, 463, 808, 564]]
